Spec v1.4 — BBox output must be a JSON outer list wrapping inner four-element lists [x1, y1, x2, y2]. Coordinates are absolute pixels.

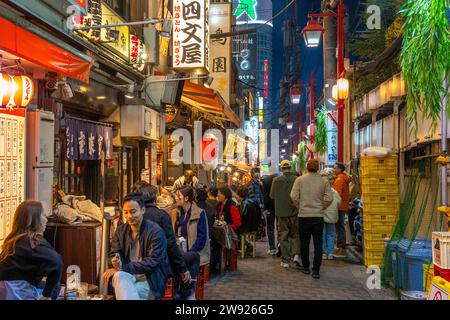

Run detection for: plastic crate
[[362, 198, 400, 212], [363, 231, 392, 242], [364, 208, 400, 216], [364, 238, 385, 250], [363, 214, 398, 225], [364, 248, 385, 267], [364, 222, 395, 235], [362, 176, 398, 185], [361, 156, 398, 177], [362, 183, 399, 195]]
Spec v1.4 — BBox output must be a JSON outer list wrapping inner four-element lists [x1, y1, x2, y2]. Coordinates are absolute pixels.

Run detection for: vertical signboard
[[326, 117, 338, 166], [258, 96, 264, 123], [263, 59, 269, 98], [0, 109, 25, 245], [209, 3, 232, 105], [173, 0, 209, 70], [243, 116, 259, 165]]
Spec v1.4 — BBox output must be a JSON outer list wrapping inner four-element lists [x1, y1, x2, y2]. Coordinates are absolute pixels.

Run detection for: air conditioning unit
[[121, 105, 161, 140]]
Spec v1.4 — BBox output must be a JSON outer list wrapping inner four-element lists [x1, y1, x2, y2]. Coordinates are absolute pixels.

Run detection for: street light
[[290, 86, 301, 104], [301, 18, 325, 48]]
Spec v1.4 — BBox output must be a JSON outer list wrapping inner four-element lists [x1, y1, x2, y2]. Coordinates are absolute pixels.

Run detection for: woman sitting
[[0, 201, 63, 300], [174, 185, 210, 299], [216, 186, 241, 232]]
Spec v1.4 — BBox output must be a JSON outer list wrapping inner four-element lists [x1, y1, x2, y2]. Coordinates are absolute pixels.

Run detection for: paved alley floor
[[204, 241, 397, 300]]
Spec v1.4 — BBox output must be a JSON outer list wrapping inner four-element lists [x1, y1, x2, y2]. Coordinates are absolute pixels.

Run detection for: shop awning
[[181, 81, 241, 128], [0, 16, 93, 83]]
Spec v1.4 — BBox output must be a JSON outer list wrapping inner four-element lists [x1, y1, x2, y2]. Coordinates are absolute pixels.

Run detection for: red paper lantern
[[0, 73, 34, 109]]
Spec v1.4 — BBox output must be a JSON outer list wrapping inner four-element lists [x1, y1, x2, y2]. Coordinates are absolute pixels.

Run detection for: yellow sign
[[258, 108, 264, 123], [74, 0, 129, 59], [101, 3, 129, 59]]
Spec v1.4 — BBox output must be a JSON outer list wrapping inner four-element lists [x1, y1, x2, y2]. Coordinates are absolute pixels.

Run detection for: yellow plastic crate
[[361, 183, 399, 195], [364, 208, 400, 216], [363, 232, 391, 242], [364, 248, 385, 267], [362, 176, 398, 185], [423, 264, 434, 294], [363, 214, 398, 225], [364, 222, 395, 234], [362, 197, 400, 212], [361, 156, 398, 176], [364, 239, 385, 250]]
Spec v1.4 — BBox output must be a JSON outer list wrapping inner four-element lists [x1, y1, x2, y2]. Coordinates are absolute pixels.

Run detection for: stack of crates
[[361, 155, 400, 267]]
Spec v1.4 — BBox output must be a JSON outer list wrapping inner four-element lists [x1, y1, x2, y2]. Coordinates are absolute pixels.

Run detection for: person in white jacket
[[320, 169, 341, 260]]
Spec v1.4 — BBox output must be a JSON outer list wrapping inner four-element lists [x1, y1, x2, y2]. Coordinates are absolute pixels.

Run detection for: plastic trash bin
[[387, 240, 400, 288], [405, 241, 432, 291], [397, 238, 412, 290]]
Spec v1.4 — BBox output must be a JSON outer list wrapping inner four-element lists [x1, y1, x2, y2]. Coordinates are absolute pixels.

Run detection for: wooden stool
[[241, 232, 257, 258], [195, 264, 209, 300], [226, 248, 238, 271]]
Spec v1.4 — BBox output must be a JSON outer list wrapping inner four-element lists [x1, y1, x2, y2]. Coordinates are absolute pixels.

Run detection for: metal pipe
[[441, 77, 448, 231], [337, 0, 345, 163], [310, 71, 315, 159], [74, 19, 163, 31]]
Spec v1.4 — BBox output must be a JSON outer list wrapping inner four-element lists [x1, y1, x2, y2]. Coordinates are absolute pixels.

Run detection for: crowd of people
[[0, 160, 351, 300]]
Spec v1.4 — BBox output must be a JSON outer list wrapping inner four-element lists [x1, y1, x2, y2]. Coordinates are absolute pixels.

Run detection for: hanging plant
[[401, 0, 450, 131], [315, 106, 328, 155], [298, 141, 306, 171]]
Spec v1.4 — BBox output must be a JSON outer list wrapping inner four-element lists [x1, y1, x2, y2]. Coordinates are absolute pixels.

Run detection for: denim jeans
[[322, 223, 336, 254], [335, 211, 347, 249], [179, 251, 200, 298], [0, 280, 43, 300]]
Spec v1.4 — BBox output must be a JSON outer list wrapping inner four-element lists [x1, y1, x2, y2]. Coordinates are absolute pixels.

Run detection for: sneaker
[[322, 254, 328, 260], [280, 261, 289, 269], [327, 253, 334, 260], [333, 248, 347, 258], [268, 249, 277, 256], [293, 254, 301, 267], [312, 271, 320, 279], [299, 267, 310, 274]]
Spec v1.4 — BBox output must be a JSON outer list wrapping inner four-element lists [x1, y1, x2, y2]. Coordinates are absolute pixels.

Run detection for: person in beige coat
[[290, 159, 333, 279]]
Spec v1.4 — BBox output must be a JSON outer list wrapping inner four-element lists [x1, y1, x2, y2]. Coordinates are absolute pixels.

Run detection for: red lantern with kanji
[[0, 73, 34, 109]]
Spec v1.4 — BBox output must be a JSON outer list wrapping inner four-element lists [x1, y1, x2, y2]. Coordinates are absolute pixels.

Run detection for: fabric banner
[[65, 117, 113, 160]]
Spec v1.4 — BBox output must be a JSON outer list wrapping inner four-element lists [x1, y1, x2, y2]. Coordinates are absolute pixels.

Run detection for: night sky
[[271, 0, 362, 119]]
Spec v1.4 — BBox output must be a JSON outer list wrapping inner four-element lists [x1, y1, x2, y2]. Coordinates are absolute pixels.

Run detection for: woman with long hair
[[216, 186, 241, 232], [0, 201, 63, 300], [174, 185, 209, 299]]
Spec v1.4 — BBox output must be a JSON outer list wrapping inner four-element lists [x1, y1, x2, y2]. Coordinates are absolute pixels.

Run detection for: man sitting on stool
[[102, 192, 171, 300]]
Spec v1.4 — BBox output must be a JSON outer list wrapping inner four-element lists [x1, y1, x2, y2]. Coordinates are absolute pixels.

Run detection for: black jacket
[[143, 203, 187, 274], [238, 198, 260, 233], [196, 200, 214, 237], [0, 235, 63, 299], [109, 219, 171, 283], [262, 174, 277, 213]]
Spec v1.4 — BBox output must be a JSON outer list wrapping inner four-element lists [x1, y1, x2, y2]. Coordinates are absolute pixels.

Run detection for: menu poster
[[0, 109, 25, 244]]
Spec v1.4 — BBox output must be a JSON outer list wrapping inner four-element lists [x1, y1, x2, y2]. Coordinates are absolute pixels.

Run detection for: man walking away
[[270, 160, 300, 269], [246, 168, 265, 239], [333, 162, 350, 258], [262, 173, 278, 256], [290, 159, 333, 279]]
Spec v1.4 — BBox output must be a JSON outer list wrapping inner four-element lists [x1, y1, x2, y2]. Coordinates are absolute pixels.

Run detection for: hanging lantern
[[0, 73, 34, 109], [290, 86, 301, 104], [337, 78, 349, 100], [332, 84, 338, 100], [301, 19, 325, 48]]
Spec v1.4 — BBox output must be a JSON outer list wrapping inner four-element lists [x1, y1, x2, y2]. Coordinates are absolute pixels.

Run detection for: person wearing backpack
[[270, 160, 300, 269]]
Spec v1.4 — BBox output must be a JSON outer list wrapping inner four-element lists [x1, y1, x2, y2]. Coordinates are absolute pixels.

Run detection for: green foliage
[[315, 106, 328, 155], [298, 141, 306, 171], [401, 0, 450, 132]]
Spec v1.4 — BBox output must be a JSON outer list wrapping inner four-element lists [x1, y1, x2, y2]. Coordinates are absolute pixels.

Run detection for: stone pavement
[[204, 241, 397, 300]]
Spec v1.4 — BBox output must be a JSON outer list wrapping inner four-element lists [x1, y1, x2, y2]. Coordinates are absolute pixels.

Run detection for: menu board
[[0, 109, 26, 244]]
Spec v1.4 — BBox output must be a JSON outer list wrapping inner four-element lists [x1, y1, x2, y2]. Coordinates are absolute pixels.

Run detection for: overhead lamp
[[286, 122, 293, 130], [337, 77, 349, 99], [281, 148, 286, 153], [97, 95, 107, 100], [290, 86, 301, 104], [283, 138, 289, 144], [327, 98, 336, 106], [301, 18, 325, 48]]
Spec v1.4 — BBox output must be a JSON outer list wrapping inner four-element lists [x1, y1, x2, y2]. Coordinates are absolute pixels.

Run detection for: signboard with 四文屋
[[172, 0, 209, 70], [326, 116, 338, 166], [209, 3, 232, 106], [129, 35, 146, 72]]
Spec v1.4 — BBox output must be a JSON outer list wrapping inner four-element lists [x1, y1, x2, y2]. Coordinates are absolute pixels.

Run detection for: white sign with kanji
[[173, 0, 209, 70]]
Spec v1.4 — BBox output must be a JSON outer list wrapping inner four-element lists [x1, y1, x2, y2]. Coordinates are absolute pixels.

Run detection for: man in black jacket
[[262, 173, 278, 255], [134, 182, 199, 299], [102, 192, 170, 300]]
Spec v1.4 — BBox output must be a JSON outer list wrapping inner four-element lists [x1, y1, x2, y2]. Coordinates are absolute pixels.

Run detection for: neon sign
[[234, 0, 258, 21]]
